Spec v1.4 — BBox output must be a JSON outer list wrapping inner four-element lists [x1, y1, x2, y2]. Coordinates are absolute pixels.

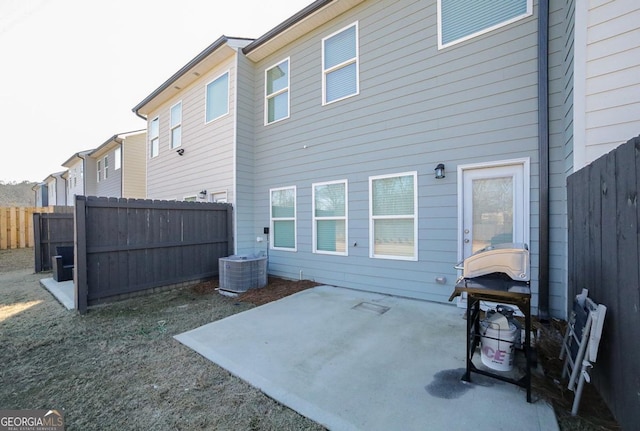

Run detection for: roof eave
[[242, 0, 366, 62], [132, 36, 253, 118]]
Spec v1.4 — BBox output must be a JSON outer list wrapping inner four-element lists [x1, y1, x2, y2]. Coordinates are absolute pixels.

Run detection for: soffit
[[135, 43, 240, 117], [244, 0, 366, 62]]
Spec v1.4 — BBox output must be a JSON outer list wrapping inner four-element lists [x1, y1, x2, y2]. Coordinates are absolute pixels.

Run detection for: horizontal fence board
[[75, 196, 233, 309]]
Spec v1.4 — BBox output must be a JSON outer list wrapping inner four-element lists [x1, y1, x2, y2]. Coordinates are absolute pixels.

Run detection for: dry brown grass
[[0, 248, 621, 430], [0, 248, 324, 431]]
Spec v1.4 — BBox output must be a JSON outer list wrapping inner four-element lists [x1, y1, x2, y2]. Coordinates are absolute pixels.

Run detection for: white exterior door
[[456, 159, 530, 310], [458, 159, 530, 262]]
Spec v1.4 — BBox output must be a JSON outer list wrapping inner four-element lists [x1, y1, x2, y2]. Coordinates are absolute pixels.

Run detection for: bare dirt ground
[[0, 248, 620, 430]]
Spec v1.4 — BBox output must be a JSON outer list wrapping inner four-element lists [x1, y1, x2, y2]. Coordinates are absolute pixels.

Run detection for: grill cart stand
[[450, 277, 533, 403]]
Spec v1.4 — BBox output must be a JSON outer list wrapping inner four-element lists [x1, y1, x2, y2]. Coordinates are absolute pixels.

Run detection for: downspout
[[537, 0, 550, 320]]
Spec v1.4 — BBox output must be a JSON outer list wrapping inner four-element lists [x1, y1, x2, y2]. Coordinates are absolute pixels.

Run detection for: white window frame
[[437, 0, 533, 50], [210, 191, 227, 203], [103, 156, 109, 180], [183, 195, 198, 202], [170, 101, 182, 149], [149, 116, 159, 158], [264, 58, 290, 125], [205, 71, 230, 124], [313, 179, 348, 256], [96, 160, 102, 183], [322, 22, 359, 105], [270, 186, 297, 251], [369, 171, 418, 261], [114, 146, 121, 170]]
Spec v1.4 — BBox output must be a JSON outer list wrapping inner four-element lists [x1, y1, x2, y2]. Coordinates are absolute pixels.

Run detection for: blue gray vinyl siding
[[94, 148, 122, 198], [546, 0, 574, 319], [146, 54, 237, 203], [235, 53, 257, 254], [248, 0, 543, 308]]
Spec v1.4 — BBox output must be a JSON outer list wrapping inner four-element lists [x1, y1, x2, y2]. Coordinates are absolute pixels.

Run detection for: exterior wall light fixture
[[435, 163, 445, 179], [198, 190, 207, 199]]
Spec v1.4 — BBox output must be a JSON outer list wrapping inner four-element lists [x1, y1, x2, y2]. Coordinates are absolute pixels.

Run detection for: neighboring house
[[571, 1, 640, 169], [132, 0, 639, 322], [45, 171, 67, 206], [132, 37, 253, 205], [61, 150, 93, 206], [89, 130, 147, 199], [32, 182, 48, 207]]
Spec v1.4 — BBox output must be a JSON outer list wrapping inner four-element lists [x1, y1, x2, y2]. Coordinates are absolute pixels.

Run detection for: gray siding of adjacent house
[[84, 156, 98, 197], [122, 134, 147, 198], [146, 54, 237, 203], [546, 0, 575, 318], [235, 53, 256, 254], [94, 148, 122, 197], [249, 0, 545, 308]]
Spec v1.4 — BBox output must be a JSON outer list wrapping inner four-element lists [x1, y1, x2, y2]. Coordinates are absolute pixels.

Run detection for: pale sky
[[0, 0, 312, 183]]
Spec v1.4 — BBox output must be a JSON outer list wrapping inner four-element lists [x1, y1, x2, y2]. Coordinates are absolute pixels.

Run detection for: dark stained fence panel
[[567, 135, 640, 431], [33, 213, 74, 272], [75, 196, 233, 311]]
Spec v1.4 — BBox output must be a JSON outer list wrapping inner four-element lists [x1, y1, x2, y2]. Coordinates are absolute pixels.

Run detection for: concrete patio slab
[[175, 285, 558, 431], [40, 277, 74, 310]]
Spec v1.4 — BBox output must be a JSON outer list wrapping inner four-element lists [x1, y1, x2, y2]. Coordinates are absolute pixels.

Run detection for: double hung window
[[170, 101, 182, 148], [322, 22, 359, 105], [265, 59, 290, 124], [369, 172, 418, 260], [270, 187, 296, 250], [313, 180, 347, 255]]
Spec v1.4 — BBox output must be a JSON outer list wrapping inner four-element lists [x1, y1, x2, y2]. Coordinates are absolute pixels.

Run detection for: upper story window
[[103, 156, 109, 179], [96, 161, 101, 183], [322, 22, 359, 105], [114, 147, 121, 170], [150, 117, 159, 158], [170, 101, 182, 148], [369, 172, 418, 260], [438, 0, 532, 49], [313, 180, 348, 255], [270, 186, 296, 251], [265, 58, 290, 124], [205, 71, 229, 123]]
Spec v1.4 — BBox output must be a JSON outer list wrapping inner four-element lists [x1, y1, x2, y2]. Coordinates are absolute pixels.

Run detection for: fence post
[[33, 213, 42, 273], [0, 208, 6, 250], [9, 207, 17, 249], [226, 204, 234, 256], [75, 196, 88, 314]]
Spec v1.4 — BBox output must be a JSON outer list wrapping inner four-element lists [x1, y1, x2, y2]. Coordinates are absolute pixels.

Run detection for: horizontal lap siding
[[249, 0, 541, 305], [122, 134, 147, 198], [94, 147, 122, 197], [582, 1, 640, 163], [546, 0, 574, 318], [146, 54, 237, 202], [235, 54, 256, 254]]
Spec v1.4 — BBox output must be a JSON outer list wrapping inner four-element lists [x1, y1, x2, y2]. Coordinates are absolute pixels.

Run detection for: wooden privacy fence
[[75, 196, 233, 313], [1, 206, 70, 250], [33, 213, 75, 272], [567, 135, 640, 431]]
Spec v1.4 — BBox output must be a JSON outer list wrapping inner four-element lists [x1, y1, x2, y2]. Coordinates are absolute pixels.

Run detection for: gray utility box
[[219, 254, 268, 293]]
